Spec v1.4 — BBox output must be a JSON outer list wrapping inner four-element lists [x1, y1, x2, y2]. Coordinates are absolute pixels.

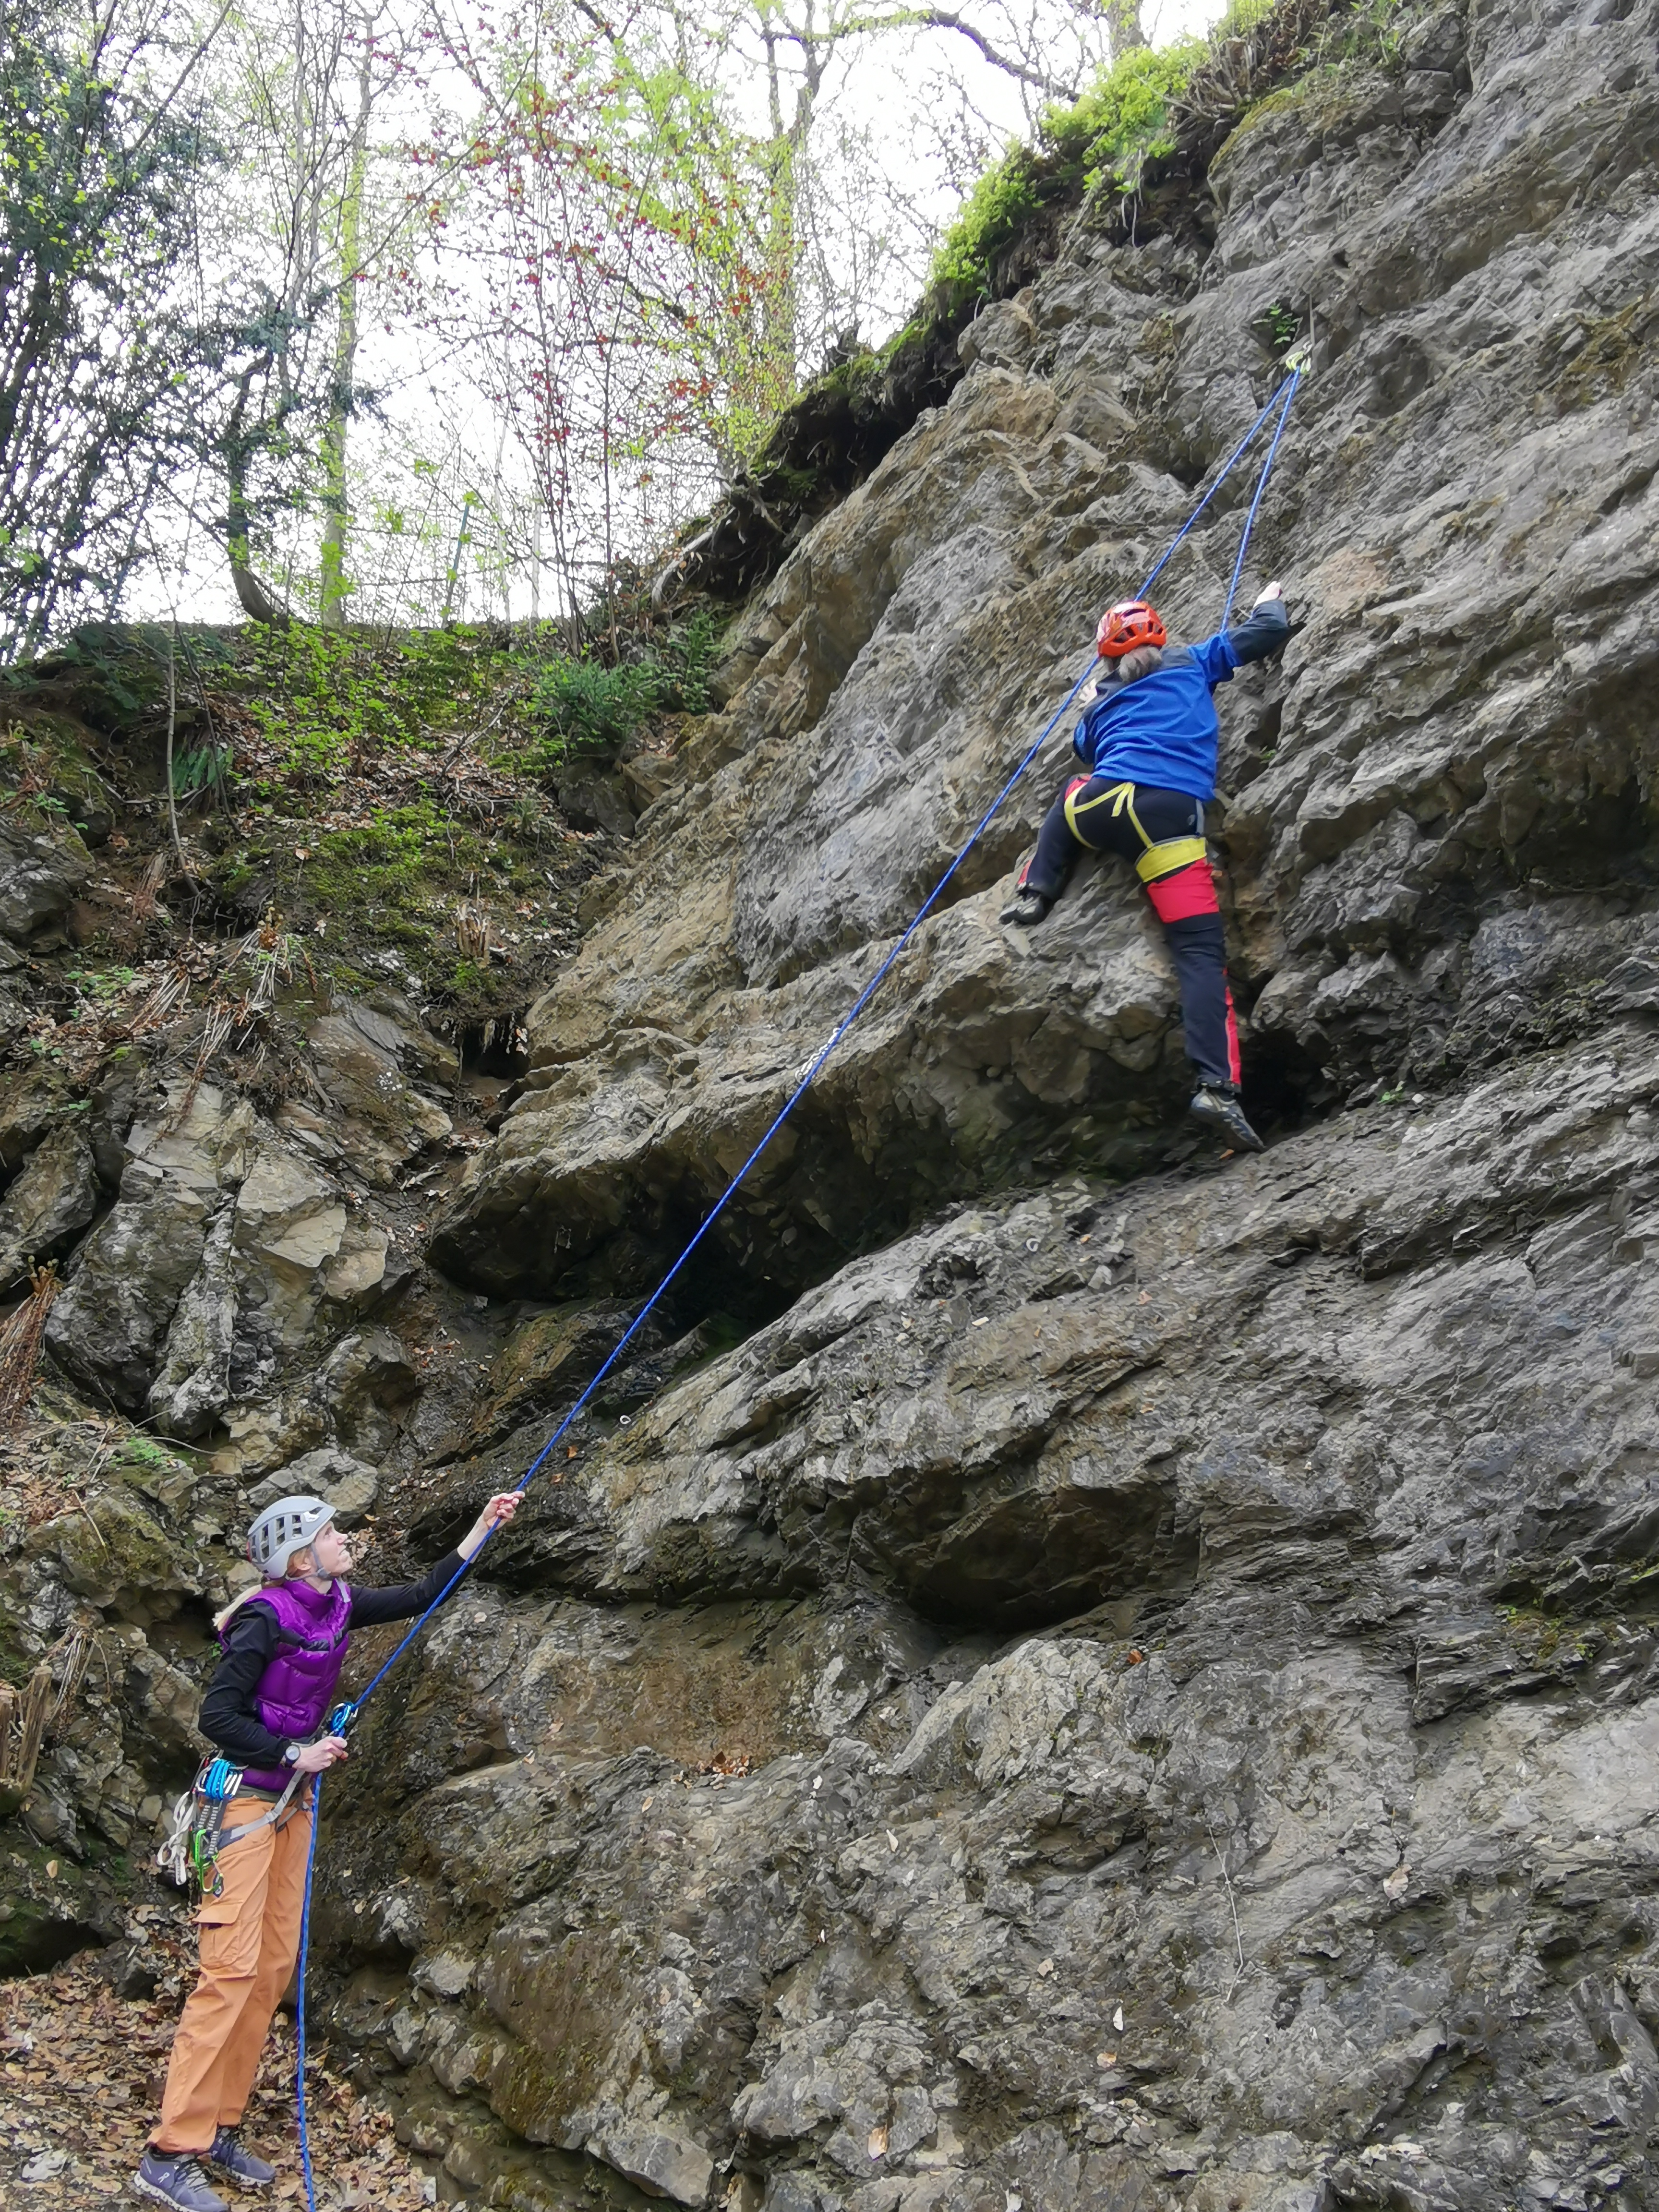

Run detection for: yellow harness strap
[[1065, 779, 1148, 845], [1135, 836, 1208, 884], [1065, 781, 1207, 883]]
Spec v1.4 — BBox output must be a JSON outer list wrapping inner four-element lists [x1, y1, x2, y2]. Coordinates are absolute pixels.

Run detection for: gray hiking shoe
[[209, 2129, 276, 2191], [135, 2149, 229, 2212], [1190, 1085, 1265, 1154], [1000, 887, 1053, 926]]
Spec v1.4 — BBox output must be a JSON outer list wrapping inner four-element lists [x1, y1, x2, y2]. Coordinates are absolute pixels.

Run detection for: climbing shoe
[[134, 2150, 229, 2212], [208, 2129, 276, 2191], [999, 888, 1053, 927], [1189, 1085, 1265, 1154]]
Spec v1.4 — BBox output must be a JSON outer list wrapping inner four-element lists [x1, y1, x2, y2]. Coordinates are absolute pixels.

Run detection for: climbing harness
[[156, 1756, 306, 1900], [286, 358, 1305, 2212], [1062, 779, 1209, 886]]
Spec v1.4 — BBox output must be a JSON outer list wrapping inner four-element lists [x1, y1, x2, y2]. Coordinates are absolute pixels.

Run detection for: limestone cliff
[[2, 0, 1659, 2207]]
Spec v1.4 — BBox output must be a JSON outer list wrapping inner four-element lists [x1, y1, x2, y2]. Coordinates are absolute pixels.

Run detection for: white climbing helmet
[[247, 1495, 335, 1578]]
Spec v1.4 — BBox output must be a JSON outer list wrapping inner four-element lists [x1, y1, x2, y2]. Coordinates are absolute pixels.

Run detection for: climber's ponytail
[[1113, 645, 1165, 684], [212, 1582, 276, 1634]]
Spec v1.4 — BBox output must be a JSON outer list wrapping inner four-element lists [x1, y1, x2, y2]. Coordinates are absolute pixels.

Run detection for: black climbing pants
[[1021, 776, 1242, 1090]]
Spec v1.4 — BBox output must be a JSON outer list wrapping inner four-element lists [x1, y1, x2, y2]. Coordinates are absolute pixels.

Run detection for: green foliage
[[520, 610, 722, 767], [929, 153, 1046, 301], [116, 1435, 172, 1470], [1329, 0, 1413, 70], [171, 743, 231, 799], [67, 965, 136, 1009], [1047, 38, 1207, 185], [928, 24, 1234, 310], [1263, 300, 1300, 351], [928, 0, 1302, 312], [0, 4, 224, 655], [242, 625, 493, 791], [526, 656, 667, 761]]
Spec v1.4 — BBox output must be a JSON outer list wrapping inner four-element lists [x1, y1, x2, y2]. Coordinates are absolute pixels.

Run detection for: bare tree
[[0, 0, 234, 654]]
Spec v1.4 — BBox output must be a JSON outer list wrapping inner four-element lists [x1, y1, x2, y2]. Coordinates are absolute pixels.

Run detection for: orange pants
[[151, 1791, 313, 2154]]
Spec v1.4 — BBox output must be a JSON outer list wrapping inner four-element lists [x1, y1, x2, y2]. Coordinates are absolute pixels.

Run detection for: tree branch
[[794, 7, 1080, 98]]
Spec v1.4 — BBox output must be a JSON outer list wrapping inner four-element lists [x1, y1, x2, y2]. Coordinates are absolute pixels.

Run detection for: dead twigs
[[0, 1264, 61, 1442], [0, 1663, 53, 1808]]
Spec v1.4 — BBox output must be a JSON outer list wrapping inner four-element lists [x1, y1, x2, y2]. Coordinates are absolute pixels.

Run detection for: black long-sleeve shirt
[[198, 1554, 465, 1768]]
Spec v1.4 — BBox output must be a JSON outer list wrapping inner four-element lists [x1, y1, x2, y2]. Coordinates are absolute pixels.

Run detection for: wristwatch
[[281, 1742, 302, 1766]]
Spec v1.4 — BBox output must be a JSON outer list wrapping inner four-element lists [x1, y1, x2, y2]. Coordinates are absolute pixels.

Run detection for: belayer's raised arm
[[137, 1486, 520, 2212]]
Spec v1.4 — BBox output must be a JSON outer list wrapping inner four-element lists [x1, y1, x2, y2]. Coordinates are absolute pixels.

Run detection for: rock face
[[326, 1023, 1659, 2210], [0, 1124, 100, 1291], [0, 1425, 249, 1968], [0, 820, 90, 948], [286, 1, 1659, 2206], [5, 0, 1659, 2208], [44, 1081, 417, 1463], [433, 0, 1659, 1312]]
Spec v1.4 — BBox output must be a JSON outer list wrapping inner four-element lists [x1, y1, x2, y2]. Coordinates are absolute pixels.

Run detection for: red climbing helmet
[[1096, 600, 1167, 659]]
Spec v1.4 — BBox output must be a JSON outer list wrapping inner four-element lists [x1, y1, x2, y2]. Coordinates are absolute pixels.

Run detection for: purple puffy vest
[[226, 1576, 352, 1792]]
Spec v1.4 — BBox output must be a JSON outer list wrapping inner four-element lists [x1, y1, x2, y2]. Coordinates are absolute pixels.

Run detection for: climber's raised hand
[[460, 1491, 523, 1558]]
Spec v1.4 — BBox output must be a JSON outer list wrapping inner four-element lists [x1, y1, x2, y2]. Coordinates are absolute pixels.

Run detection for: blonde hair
[[211, 1547, 317, 1634]]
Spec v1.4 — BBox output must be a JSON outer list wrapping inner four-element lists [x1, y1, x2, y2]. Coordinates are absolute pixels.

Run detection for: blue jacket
[[1071, 599, 1290, 801]]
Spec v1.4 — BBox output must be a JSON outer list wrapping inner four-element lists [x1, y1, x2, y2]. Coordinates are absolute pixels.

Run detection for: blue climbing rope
[[334, 366, 1304, 1729], [1223, 367, 1301, 625], [293, 1785, 321, 2212], [287, 361, 1304, 2211]]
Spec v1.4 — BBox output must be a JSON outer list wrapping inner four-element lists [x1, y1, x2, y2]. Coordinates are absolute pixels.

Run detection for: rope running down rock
[[291, 359, 1304, 2212]]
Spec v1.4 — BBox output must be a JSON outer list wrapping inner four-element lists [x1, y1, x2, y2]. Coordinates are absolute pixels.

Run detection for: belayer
[[136, 1487, 520, 2211], [1001, 582, 1290, 1155]]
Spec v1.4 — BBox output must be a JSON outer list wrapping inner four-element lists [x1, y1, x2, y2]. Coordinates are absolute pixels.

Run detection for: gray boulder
[[0, 820, 90, 945], [245, 1446, 379, 1526], [0, 1123, 99, 1292], [47, 1083, 256, 1410]]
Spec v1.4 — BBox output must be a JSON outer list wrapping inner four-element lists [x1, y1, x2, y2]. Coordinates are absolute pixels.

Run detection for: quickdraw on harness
[[157, 1754, 306, 1900], [286, 355, 1307, 2212]]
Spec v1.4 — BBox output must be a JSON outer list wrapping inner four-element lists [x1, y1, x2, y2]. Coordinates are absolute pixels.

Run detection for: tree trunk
[[319, 20, 373, 628], [759, 29, 817, 398], [1105, 0, 1147, 58], [225, 364, 291, 628]]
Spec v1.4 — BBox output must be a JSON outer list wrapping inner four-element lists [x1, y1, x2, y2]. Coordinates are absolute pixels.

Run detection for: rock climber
[[135, 1487, 521, 2212], [1000, 582, 1291, 1154]]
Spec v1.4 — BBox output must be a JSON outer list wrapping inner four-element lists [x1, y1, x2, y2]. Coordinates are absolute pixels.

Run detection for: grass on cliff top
[[926, 0, 1275, 317], [1213, 0, 1424, 150], [7, 614, 718, 1024]]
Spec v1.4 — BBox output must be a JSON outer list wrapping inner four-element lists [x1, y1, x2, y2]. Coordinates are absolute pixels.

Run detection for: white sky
[[144, 0, 1225, 632]]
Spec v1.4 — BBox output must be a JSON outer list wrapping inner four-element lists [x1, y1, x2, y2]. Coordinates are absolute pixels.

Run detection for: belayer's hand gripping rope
[[289, 361, 1305, 2212]]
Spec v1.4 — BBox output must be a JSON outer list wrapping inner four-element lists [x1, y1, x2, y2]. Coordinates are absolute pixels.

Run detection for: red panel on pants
[[1144, 859, 1219, 923]]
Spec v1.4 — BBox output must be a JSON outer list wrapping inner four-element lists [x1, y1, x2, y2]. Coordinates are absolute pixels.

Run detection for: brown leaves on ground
[[0, 1911, 430, 2211]]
